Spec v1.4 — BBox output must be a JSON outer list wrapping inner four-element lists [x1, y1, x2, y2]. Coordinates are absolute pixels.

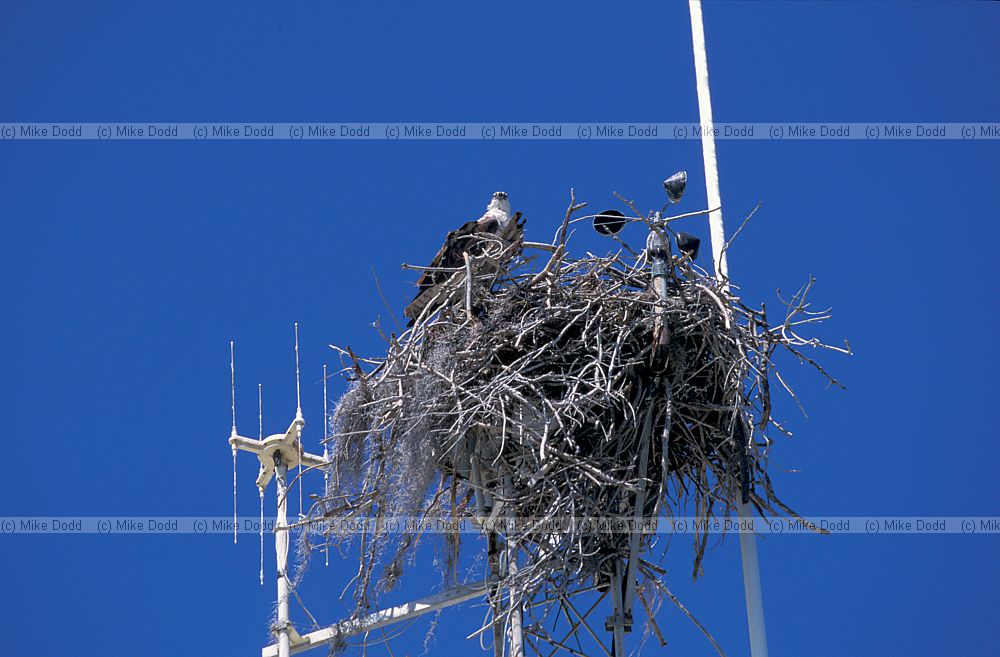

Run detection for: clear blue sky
[[1, 2, 998, 656]]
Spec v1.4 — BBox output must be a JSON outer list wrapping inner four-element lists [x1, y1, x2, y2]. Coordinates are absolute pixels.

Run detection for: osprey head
[[486, 191, 512, 224]]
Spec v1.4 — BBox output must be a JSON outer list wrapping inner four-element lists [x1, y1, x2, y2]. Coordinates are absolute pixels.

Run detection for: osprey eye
[[593, 210, 626, 236]]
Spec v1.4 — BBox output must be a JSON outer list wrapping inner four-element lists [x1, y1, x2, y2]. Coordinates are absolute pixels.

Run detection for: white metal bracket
[[229, 417, 327, 490]]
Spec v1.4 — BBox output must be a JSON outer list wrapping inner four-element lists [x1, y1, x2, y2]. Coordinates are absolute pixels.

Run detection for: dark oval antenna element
[[593, 209, 627, 236], [663, 170, 688, 204], [675, 231, 701, 259]]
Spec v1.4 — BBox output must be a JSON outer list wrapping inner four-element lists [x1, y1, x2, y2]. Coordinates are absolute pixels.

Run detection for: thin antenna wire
[[295, 322, 302, 415], [323, 363, 329, 567], [258, 382, 264, 585], [295, 323, 303, 517], [259, 488, 265, 586], [230, 341, 237, 434], [232, 448, 238, 544], [230, 341, 238, 544]]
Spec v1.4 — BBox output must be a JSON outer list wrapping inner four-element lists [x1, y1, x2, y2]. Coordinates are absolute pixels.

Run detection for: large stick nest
[[301, 196, 848, 643]]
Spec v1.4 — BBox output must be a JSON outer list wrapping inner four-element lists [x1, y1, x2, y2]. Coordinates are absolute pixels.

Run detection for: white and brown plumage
[[404, 191, 524, 324]]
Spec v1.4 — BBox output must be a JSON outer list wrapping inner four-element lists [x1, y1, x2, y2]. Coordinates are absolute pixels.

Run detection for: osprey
[[404, 191, 524, 324]]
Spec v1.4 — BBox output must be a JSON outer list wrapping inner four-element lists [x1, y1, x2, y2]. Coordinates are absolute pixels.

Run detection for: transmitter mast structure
[[228, 329, 501, 657]]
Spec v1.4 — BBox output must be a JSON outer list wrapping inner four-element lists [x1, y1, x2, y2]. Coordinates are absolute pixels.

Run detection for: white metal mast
[[688, 3, 769, 656], [229, 327, 328, 657], [229, 329, 498, 657]]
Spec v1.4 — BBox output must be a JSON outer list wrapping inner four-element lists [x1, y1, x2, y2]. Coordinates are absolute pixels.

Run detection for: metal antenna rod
[[294, 323, 302, 416], [259, 488, 265, 587], [231, 341, 238, 544], [294, 323, 303, 517], [323, 363, 330, 567], [689, 3, 768, 656], [230, 341, 237, 435], [259, 382, 265, 587], [232, 450, 238, 544], [322, 364, 328, 453]]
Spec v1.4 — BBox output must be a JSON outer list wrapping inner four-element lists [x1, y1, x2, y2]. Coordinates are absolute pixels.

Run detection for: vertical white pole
[[275, 456, 291, 657], [610, 560, 626, 657], [737, 501, 768, 656], [689, 0, 729, 283], [688, 3, 768, 656], [503, 477, 525, 657]]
